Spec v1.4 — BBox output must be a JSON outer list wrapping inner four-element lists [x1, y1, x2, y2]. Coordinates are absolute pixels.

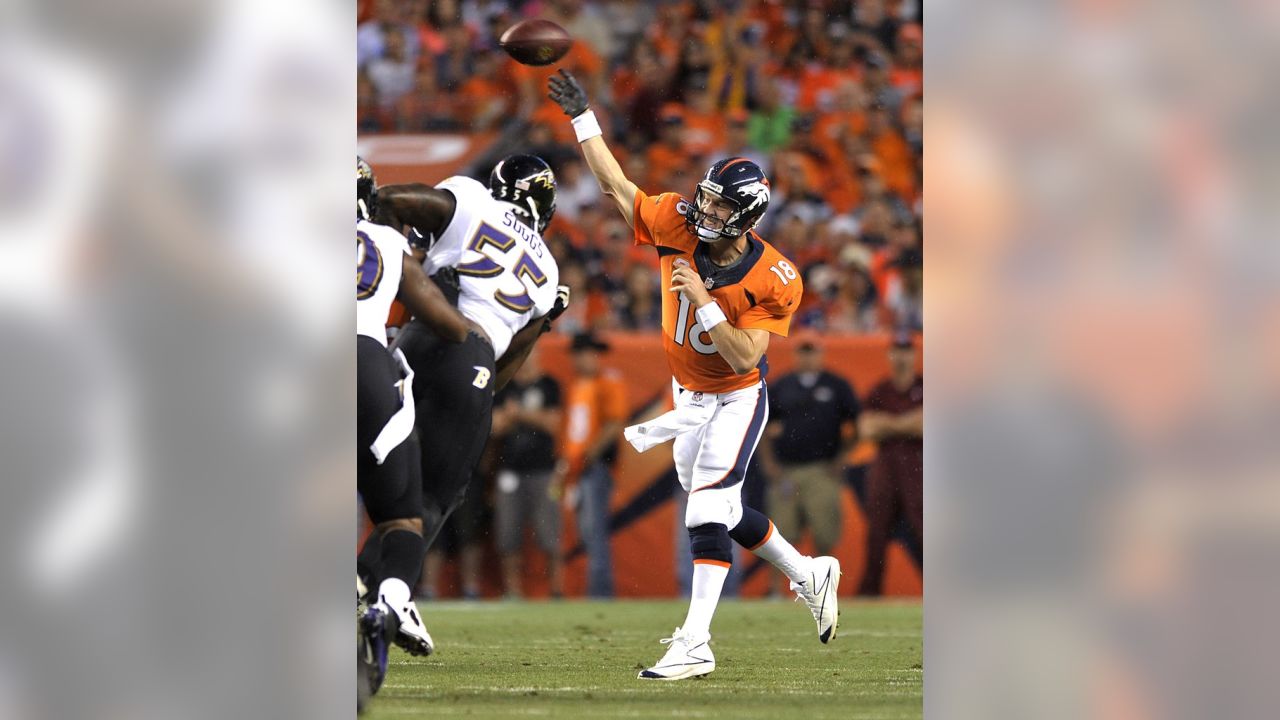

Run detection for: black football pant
[[393, 319, 496, 550], [357, 335, 426, 592]]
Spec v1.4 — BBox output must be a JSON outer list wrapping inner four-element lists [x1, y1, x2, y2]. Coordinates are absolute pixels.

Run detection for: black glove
[[542, 285, 571, 333], [548, 69, 589, 118]]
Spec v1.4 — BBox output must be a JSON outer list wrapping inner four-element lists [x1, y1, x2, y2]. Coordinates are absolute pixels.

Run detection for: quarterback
[[549, 70, 842, 680]]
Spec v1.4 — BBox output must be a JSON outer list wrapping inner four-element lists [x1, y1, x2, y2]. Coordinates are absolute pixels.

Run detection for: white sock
[[377, 577, 411, 611], [680, 561, 729, 637], [749, 522, 812, 584]]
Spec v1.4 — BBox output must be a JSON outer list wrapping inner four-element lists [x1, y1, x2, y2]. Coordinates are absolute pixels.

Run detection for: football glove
[[548, 69, 589, 118], [542, 285, 571, 334]]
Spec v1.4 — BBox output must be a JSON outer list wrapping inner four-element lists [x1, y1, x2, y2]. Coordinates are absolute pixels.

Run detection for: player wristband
[[571, 110, 602, 143], [696, 301, 727, 331]]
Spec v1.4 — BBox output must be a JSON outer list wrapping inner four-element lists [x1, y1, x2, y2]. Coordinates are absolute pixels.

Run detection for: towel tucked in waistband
[[623, 383, 717, 453]]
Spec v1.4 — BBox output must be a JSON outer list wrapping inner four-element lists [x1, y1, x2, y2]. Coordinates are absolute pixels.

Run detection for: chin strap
[[524, 197, 543, 231]]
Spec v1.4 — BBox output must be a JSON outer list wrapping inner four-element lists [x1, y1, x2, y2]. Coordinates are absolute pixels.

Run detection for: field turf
[[365, 598, 922, 719]]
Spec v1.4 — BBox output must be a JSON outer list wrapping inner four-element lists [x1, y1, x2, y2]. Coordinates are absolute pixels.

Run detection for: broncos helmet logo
[[738, 181, 770, 213]]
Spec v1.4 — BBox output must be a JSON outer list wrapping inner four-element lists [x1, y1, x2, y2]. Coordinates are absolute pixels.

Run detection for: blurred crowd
[[358, 0, 923, 334]]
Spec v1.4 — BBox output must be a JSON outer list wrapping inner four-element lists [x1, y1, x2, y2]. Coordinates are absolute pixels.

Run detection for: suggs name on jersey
[[502, 211, 545, 259]]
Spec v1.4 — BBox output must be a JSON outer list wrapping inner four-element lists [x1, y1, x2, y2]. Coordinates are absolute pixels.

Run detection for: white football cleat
[[637, 627, 715, 681], [792, 556, 841, 643], [380, 595, 435, 657]]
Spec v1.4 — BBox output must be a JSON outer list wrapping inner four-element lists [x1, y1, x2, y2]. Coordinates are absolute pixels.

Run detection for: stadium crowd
[[358, 0, 923, 335]]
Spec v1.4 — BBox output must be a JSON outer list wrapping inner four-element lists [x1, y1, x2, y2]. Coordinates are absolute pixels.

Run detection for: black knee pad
[[688, 523, 733, 565], [729, 506, 772, 549]]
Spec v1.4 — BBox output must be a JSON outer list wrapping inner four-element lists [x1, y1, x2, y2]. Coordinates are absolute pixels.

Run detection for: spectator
[[885, 247, 923, 332], [645, 105, 695, 189], [748, 76, 796, 153], [614, 264, 661, 330], [357, 0, 419, 69], [366, 29, 418, 112], [614, 41, 672, 143], [549, 158, 602, 224], [890, 24, 923, 96], [759, 338, 861, 587], [856, 332, 923, 595], [561, 332, 627, 597], [492, 348, 565, 599], [850, 0, 900, 55], [680, 83, 727, 157], [548, 0, 617, 63], [456, 49, 512, 130], [712, 108, 770, 176]]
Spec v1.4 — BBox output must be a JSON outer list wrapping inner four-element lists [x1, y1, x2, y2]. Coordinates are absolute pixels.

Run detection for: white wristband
[[571, 110, 602, 143], [696, 301, 728, 331]]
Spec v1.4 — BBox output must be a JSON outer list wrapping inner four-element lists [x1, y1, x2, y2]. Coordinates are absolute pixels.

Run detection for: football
[[498, 19, 572, 66]]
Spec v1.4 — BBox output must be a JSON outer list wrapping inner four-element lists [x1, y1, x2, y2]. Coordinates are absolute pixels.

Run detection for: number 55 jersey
[[633, 190, 804, 394], [423, 176, 561, 359]]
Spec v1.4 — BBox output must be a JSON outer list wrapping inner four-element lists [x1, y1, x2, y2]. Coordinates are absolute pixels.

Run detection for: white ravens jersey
[[356, 219, 409, 346], [425, 176, 560, 359]]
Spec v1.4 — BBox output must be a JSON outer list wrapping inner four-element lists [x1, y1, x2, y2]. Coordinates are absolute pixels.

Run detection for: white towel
[[370, 348, 416, 464], [624, 386, 717, 452]]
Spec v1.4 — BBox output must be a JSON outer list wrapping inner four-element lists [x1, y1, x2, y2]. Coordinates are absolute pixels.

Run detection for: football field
[[366, 598, 922, 719]]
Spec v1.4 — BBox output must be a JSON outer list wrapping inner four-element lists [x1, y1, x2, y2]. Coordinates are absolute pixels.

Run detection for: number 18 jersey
[[633, 189, 804, 394], [424, 176, 561, 359]]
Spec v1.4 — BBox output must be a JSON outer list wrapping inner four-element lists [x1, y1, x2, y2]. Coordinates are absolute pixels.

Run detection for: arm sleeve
[[633, 190, 687, 248], [632, 189, 658, 247]]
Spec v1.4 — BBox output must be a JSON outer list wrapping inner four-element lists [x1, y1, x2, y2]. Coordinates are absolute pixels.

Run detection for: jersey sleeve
[[435, 175, 491, 210], [633, 190, 688, 249], [737, 262, 804, 336]]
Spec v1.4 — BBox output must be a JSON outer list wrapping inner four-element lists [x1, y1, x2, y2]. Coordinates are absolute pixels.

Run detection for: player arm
[[519, 405, 562, 436], [494, 317, 550, 392], [397, 253, 469, 343], [374, 184, 457, 237], [709, 325, 771, 375], [893, 408, 924, 437], [548, 70, 639, 227], [494, 285, 572, 391], [670, 263, 771, 373]]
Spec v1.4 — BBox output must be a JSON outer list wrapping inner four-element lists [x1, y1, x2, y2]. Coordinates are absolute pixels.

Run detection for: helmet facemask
[[686, 184, 751, 242]]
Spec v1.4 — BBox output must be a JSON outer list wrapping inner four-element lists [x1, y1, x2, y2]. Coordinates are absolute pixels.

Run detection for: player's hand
[[548, 69, 589, 118], [670, 262, 712, 308], [548, 284, 571, 321]]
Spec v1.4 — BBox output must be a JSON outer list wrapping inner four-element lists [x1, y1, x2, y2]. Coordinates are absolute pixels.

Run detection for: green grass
[[366, 599, 922, 719]]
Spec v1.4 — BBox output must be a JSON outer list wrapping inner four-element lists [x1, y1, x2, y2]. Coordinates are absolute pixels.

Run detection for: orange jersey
[[562, 370, 629, 466], [633, 190, 803, 393]]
